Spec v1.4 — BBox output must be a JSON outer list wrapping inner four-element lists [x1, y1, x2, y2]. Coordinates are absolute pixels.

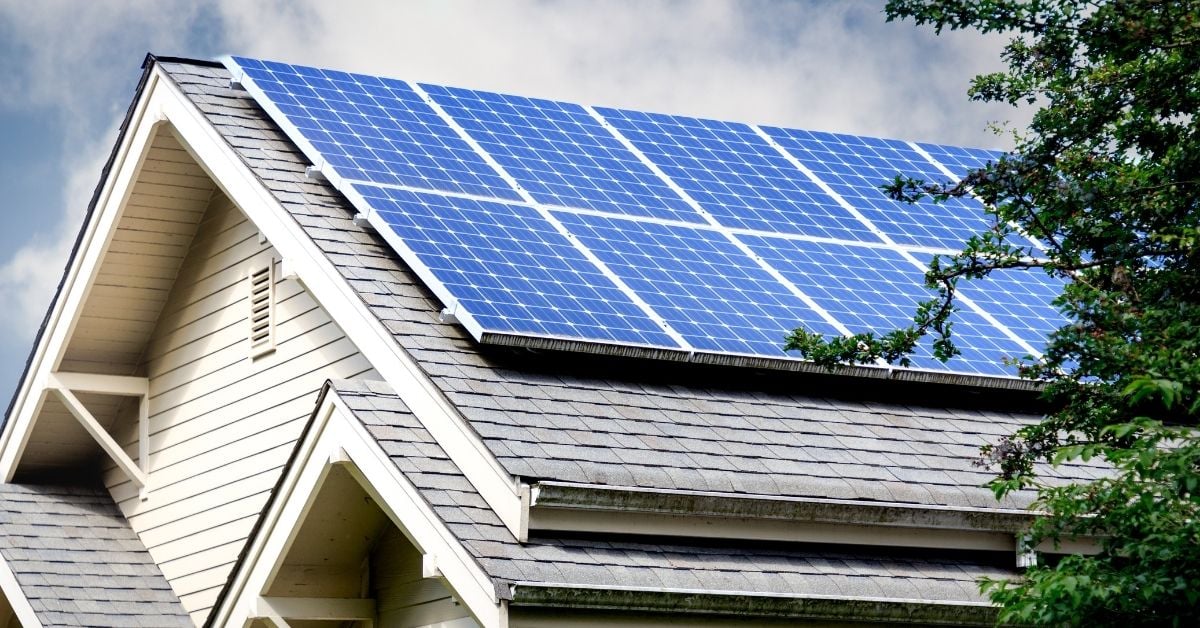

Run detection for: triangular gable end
[[213, 384, 502, 628], [1, 57, 524, 620]]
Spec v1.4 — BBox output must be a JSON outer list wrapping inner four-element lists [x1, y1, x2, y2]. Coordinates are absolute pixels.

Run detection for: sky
[[0, 0, 1026, 407]]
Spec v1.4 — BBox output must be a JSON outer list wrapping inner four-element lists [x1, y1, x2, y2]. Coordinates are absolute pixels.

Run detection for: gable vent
[[249, 260, 276, 358]]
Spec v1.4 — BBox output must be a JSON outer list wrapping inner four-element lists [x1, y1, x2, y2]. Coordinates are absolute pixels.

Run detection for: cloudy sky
[[0, 0, 1024, 406]]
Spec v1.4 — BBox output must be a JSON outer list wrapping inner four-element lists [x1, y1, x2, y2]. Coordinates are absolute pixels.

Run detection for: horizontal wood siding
[[60, 129, 213, 377], [372, 526, 472, 628], [103, 192, 376, 626]]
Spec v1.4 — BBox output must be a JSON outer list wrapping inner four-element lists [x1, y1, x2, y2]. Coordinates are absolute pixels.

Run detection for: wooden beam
[[47, 386, 147, 488], [255, 597, 376, 621], [423, 553, 443, 579], [138, 394, 150, 501], [47, 372, 148, 397]]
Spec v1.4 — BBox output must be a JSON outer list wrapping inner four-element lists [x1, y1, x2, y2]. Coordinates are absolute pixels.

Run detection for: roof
[[156, 59, 1103, 514], [336, 378, 1007, 624], [0, 483, 190, 627]]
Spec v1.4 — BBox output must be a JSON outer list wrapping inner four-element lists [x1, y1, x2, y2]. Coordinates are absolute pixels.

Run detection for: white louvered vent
[[248, 260, 276, 358]]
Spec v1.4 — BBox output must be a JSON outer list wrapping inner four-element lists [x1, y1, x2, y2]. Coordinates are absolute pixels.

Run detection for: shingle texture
[[337, 379, 1013, 605], [0, 483, 191, 627], [159, 60, 1101, 512]]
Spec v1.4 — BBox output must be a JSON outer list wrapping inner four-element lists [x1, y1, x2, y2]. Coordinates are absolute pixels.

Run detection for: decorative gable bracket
[[44, 372, 151, 498]]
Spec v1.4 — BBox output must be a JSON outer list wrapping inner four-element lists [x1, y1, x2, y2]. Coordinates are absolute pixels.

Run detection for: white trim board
[[0, 63, 525, 540], [214, 388, 504, 628], [0, 69, 168, 481], [0, 554, 43, 628]]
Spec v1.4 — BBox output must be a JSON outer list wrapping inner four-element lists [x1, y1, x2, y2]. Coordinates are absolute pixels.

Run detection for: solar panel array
[[227, 56, 1065, 378]]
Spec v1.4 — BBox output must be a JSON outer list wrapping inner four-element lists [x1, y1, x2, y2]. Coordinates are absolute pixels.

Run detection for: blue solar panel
[[597, 108, 879, 242], [957, 269, 1067, 354], [918, 141, 1048, 254], [230, 57, 521, 200], [761, 127, 992, 250], [918, 142, 1004, 177], [552, 211, 842, 356], [740, 236, 1032, 375], [228, 56, 1069, 379], [358, 185, 678, 347], [421, 84, 703, 223]]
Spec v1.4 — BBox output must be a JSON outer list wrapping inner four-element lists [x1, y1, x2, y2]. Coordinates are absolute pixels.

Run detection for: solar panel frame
[[956, 269, 1068, 355], [553, 211, 844, 357], [229, 56, 523, 201], [739, 235, 1035, 376], [225, 56, 1068, 382], [422, 83, 706, 224], [761, 126, 995, 250], [356, 185, 684, 348], [596, 107, 882, 243]]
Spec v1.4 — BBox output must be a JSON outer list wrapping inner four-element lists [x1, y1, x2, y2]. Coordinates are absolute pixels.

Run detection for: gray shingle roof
[[0, 483, 191, 627], [337, 379, 1012, 613], [158, 59, 1101, 513]]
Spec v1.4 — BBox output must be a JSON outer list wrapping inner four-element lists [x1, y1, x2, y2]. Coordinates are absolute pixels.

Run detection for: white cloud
[[0, 0, 215, 332], [0, 139, 107, 331], [213, 0, 1026, 146]]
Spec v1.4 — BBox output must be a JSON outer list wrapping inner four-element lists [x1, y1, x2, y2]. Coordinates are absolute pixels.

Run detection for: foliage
[[788, 0, 1200, 623]]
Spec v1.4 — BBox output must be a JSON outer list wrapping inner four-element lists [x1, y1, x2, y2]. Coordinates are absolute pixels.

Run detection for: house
[[0, 54, 1098, 627]]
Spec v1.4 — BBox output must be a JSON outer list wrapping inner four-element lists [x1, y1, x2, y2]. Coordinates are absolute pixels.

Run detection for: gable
[[0, 60, 383, 625]]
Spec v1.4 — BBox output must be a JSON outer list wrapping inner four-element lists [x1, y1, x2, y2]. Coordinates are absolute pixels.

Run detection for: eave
[[508, 583, 999, 626], [528, 481, 1035, 554], [531, 481, 1035, 532]]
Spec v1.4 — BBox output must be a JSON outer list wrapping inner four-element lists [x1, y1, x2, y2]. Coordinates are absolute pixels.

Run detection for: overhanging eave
[[508, 583, 1000, 626]]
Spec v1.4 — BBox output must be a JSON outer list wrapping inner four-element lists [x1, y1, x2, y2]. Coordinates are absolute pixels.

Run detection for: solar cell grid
[[918, 142, 1004, 177], [231, 57, 521, 200], [957, 270, 1067, 354], [421, 84, 704, 223], [553, 212, 842, 356], [357, 185, 678, 347], [597, 107, 882, 243], [762, 127, 993, 250], [917, 142, 1049, 254], [739, 236, 1030, 376], [228, 56, 1068, 379]]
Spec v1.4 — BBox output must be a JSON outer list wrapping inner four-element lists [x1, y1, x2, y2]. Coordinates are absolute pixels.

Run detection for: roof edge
[[481, 331, 1043, 393], [142, 53, 224, 70], [529, 481, 1035, 534], [508, 583, 999, 626]]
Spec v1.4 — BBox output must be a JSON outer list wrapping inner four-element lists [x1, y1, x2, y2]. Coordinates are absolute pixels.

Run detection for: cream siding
[[371, 526, 474, 628], [101, 192, 376, 625]]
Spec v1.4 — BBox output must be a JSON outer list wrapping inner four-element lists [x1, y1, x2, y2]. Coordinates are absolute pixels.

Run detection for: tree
[[787, 0, 1200, 624]]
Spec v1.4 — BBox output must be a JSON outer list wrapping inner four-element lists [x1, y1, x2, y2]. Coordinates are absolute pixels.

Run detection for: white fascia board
[[45, 372, 149, 397], [529, 481, 1037, 532], [0, 71, 168, 481], [218, 391, 503, 628], [0, 554, 44, 627], [149, 68, 523, 536]]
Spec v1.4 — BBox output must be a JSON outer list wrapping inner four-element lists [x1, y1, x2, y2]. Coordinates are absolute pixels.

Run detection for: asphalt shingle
[[333, 380, 1014, 607], [0, 484, 191, 627]]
